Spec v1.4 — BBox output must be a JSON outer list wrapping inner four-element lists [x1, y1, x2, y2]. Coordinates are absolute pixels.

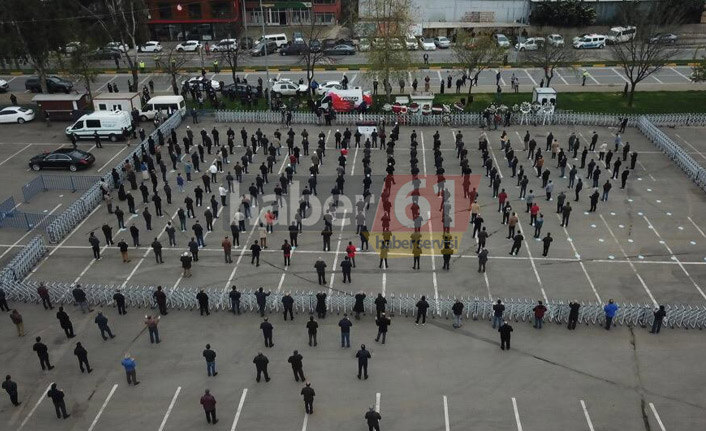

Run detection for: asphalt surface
[[1, 118, 706, 430]]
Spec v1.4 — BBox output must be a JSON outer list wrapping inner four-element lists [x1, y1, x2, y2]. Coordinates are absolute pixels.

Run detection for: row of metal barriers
[[4, 278, 706, 330]]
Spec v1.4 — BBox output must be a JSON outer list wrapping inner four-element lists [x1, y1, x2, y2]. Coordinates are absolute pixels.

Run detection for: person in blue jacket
[[604, 299, 619, 330]]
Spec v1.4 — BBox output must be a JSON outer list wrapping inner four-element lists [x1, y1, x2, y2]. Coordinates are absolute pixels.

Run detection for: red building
[[147, 0, 342, 41]]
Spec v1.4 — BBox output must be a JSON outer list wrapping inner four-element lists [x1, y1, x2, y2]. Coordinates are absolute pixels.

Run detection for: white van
[[258, 34, 288, 48], [140, 95, 186, 121], [65, 111, 132, 142], [573, 34, 606, 49], [606, 26, 636, 44]]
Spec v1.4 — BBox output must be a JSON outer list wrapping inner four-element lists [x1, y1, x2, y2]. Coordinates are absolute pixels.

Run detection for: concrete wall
[[359, 0, 530, 24]]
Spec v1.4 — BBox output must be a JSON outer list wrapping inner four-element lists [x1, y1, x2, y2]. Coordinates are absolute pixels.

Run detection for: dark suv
[[279, 42, 308, 56], [25, 76, 73, 93]]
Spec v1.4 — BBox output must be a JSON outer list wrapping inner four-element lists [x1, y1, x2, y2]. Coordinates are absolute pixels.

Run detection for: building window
[[157, 2, 172, 19], [210, 1, 233, 19], [314, 0, 335, 4], [291, 9, 311, 25], [314, 12, 335, 24], [188, 3, 202, 19]]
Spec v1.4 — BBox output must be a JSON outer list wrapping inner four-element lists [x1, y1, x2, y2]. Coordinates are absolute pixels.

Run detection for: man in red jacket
[[200, 389, 218, 424]]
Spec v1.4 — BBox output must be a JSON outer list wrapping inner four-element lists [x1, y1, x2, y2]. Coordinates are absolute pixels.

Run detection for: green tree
[[453, 34, 503, 102], [360, 0, 414, 102], [690, 48, 706, 82], [530, 0, 596, 27]]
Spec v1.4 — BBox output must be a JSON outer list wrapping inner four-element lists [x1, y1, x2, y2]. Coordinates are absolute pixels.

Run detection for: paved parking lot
[[660, 126, 706, 170], [1, 118, 706, 430]]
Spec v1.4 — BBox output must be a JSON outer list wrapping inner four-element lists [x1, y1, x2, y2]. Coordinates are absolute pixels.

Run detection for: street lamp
[[260, 0, 273, 108]]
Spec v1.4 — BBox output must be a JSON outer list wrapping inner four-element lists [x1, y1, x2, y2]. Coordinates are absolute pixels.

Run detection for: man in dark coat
[[33, 336, 54, 370], [2, 375, 20, 406], [73, 342, 92, 373], [416, 296, 429, 325], [365, 406, 382, 431], [353, 292, 366, 319], [374, 313, 391, 344], [315, 292, 327, 318], [56, 306, 75, 338], [568, 301, 581, 330], [301, 382, 315, 414], [288, 350, 305, 381], [196, 289, 210, 316], [356, 344, 371, 379], [200, 389, 218, 424], [499, 321, 513, 350], [47, 383, 70, 419], [260, 317, 274, 347], [254, 287, 270, 316], [253, 352, 270, 382], [282, 292, 294, 320]]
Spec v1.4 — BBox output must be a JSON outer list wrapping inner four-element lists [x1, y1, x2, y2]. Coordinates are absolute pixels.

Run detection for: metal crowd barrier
[[0, 235, 46, 286], [45, 112, 183, 243], [22, 175, 103, 203], [2, 276, 706, 331]]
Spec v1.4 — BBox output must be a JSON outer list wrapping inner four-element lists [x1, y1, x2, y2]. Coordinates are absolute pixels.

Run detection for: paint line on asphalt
[[687, 216, 706, 238], [381, 272, 386, 297], [97, 145, 130, 172], [580, 400, 595, 431], [554, 69, 569, 85], [670, 66, 691, 81], [157, 386, 182, 431], [230, 388, 248, 431], [443, 395, 450, 431], [611, 67, 629, 83], [221, 211, 262, 299], [87, 384, 118, 431], [375, 392, 381, 413], [511, 397, 523, 431], [350, 147, 359, 176], [328, 209, 348, 291], [16, 383, 53, 431], [0, 203, 61, 260], [483, 271, 492, 300], [555, 214, 602, 303], [674, 133, 706, 161], [516, 218, 548, 302], [301, 413, 308, 431], [96, 75, 118, 92], [523, 69, 537, 86], [0, 143, 32, 166], [649, 403, 667, 431], [420, 131, 428, 174], [483, 132, 503, 178]]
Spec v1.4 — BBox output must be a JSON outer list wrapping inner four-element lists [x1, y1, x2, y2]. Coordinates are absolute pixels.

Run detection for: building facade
[[146, 0, 342, 41]]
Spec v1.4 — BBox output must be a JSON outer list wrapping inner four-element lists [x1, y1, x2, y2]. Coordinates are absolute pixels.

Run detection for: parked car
[[25, 76, 73, 93], [212, 39, 238, 52], [105, 42, 130, 53], [240, 37, 255, 50], [322, 39, 337, 50], [250, 41, 278, 56], [222, 83, 253, 98], [279, 42, 308, 56], [0, 106, 35, 124], [315, 81, 343, 96], [494, 34, 510, 48], [63, 41, 81, 53], [649, 33, 678, 45], [176, 40, 202, 52], [309, 39, 322, 53], [182, 77, 221, 91], [358, 38, 371, 52], [606, 26, 636, 45], [90, 47, 121, 60], [433, 36, 451, 49], [573, 34, 606, 49], [29, 148, 95, 172], [405, 36, 418, 50], [138, 41, 163, 53], [292, 32, 304, 44], [419, 38, 437, 51], [546, 34, 564, 47], [271, 79, 308, 96], [324, 44, 355, 56], [0, 79, 8, 92], [515, 37, 544, 51]]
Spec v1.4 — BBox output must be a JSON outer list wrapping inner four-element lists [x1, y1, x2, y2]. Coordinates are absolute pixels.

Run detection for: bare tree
[[218, 45, 247, 86], [360, 0, 414, 102], [522, 38, 580, 87], [76, 0, 148, 90], [453, 33, 503, 100], [690, 48, 705, 82], [156, 48, 191, 95], [296, 18, 332, 99], [67, 43, 100, 100], [609, 4, 681, 106]]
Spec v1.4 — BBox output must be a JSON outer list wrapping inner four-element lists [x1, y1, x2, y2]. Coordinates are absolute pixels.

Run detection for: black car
[[240, 37, 255, 50], [309, 39, 322, 53], [90, 47, 121, 60], [25, 76, 73, 94], [29, 148, 95, 172], [279, 42, 308, 56], [221, 83, 253, 99]]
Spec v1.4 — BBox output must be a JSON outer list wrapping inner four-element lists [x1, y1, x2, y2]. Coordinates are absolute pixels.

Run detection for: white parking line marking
[[511, 398, 523, 431], [96, 75, 118, 92], [0, 203, 61, 260], [230, 388, 248, 431], [301, 412, 308, 431], [554, 69, 569, 85], [688, 216, 706, 238], [556, 214, 602, 303], [611, 67, 629, 83], [97, 145, 130, 172], [382, 272, 386, 296], [674, 133, 706, 161], [87, 384, 118, 431], [0, 143, 32, 166], [328, 209, 348, 289], [580, 400, 595, 431], [420, 131, 428, 174], [375, 392, 381, 412], [523, 69, 537, 86], [443, 395, 450, 431], [649, 403, 667, 431], [16, 384, 53, 431], [157, 386, 182, 431], [650, 74, 664, 84], [670, 67, 691, 81]]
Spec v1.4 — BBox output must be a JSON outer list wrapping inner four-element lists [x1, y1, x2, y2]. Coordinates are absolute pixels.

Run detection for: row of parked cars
[[508, 27, 678, 51]]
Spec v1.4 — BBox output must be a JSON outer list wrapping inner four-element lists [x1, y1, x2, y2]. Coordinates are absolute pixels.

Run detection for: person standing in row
[[375, 313, 390, 344], [365, 406, 382, 431], [121, 353, 140, 386], [2, 375, 20, 406], [197, 289, 210, 316], [200, 389, 218, 424], [492, 300, 505, 329], [253, 352, 270, 382], [145, 315, 161, 343], [568, 301, 581, 330], [113, 289, 127, 315], [604, 299, 619, 330], [47, 383, 70, 419], [73, 342, 92, 373], [260, 317, 274, 348], [499, 320, 513, 350], [301, 382, 315, 414], [55, 306, 75, 338], [306, 316, 319, 346], [203, 344, 217, 377], [33, 336, 54, 370], [356, 344, 371, 379], [339, 314, 352, 347], [288, 350, 306, 382], [37, 282, 53, 310], [415, 296, 429, 325], [651, 305, 667, 334], [10, 309, 24, 337], [94, 311, 116, 340]]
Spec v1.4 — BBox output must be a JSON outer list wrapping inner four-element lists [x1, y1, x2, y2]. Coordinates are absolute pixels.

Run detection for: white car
[[316, 81, 343, 96], [494, 34, 510, 48], [182, 77, 221, 91], [419, 38, 437, 51], [212, 39, 238, 52], [106, 42, 130, 53], [64, 41, 81, 53], [547, 34, 564, 47], [272, 79, 308, 96], [434, 37, 451, 49], [0, 79, 8, 92], [0, 106, 35, 124], [515, 37, 544, 51], [176, 40, 202, 52], [138, 41, 163, 53]]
